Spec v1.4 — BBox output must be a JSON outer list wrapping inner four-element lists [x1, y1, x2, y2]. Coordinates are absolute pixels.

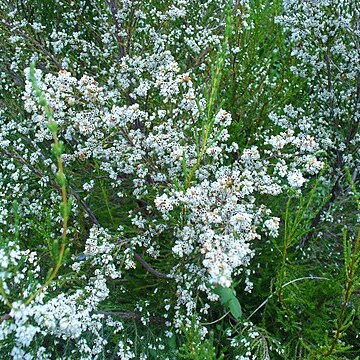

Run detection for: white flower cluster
[[0, 241, 40, 302], [155, 136, 323, 289], [0, 233, 132, 359], [275, 0, 360, 173], [1, 52, 324, 357], [72, 226, 121, 279]]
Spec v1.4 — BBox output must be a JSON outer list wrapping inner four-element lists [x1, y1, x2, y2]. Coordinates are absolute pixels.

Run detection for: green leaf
[[66, 196, 74, 219], [63, 247, 71, 264], [214, 286, 233, 305], [214, 286, 242, 320], [47, 122, 58, 134], [52, 239, 59, 261], [45, 267, 54, 281], [228, 298, 242, 320]]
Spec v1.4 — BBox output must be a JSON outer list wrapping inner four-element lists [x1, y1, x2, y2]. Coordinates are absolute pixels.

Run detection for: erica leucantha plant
[[0, 0, 359, 359]]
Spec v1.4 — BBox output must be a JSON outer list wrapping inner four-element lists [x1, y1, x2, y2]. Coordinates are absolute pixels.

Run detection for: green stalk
[[25, 64, 71, 305], [185, 4, 232, 189], [324, 169, 360, 356]]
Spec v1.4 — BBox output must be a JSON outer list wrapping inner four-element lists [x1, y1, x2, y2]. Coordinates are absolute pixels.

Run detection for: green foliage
[[178, 320, 221, 360]]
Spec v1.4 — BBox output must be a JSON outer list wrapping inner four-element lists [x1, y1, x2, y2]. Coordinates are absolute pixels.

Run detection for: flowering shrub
[[0, 0, 359, 359]]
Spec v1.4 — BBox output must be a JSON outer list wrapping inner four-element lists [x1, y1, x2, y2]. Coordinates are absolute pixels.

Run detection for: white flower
[[287, 170, 306, 188]]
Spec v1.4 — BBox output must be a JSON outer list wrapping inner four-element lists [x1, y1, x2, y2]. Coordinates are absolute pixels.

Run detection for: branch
[[0, 313, 11, 324], [132, 248, 170, 280], [96, 310, 165, 324], [107, 0, 126, 59], [300, 176, 342, 247]]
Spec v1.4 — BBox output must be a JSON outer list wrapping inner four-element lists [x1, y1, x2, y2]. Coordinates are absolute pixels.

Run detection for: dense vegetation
[[0, 0, 359, 358]]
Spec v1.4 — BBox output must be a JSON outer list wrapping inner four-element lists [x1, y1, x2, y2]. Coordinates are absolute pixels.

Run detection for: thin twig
[[126, 244, 171, 280], [201, 311, 230, 325], [0, 313, 11, 324], [96, 310, 165, 324], [247, 276, 329, 321]]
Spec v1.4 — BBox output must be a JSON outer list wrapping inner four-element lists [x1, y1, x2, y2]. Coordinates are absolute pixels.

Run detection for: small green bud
[[56, 171, 66, 187], [60, 199, 71, 220], [39, 95, 47, 107], [47, 122, 58, 133], [52, 141, 64, 156], [45, 107, 54, 119]]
